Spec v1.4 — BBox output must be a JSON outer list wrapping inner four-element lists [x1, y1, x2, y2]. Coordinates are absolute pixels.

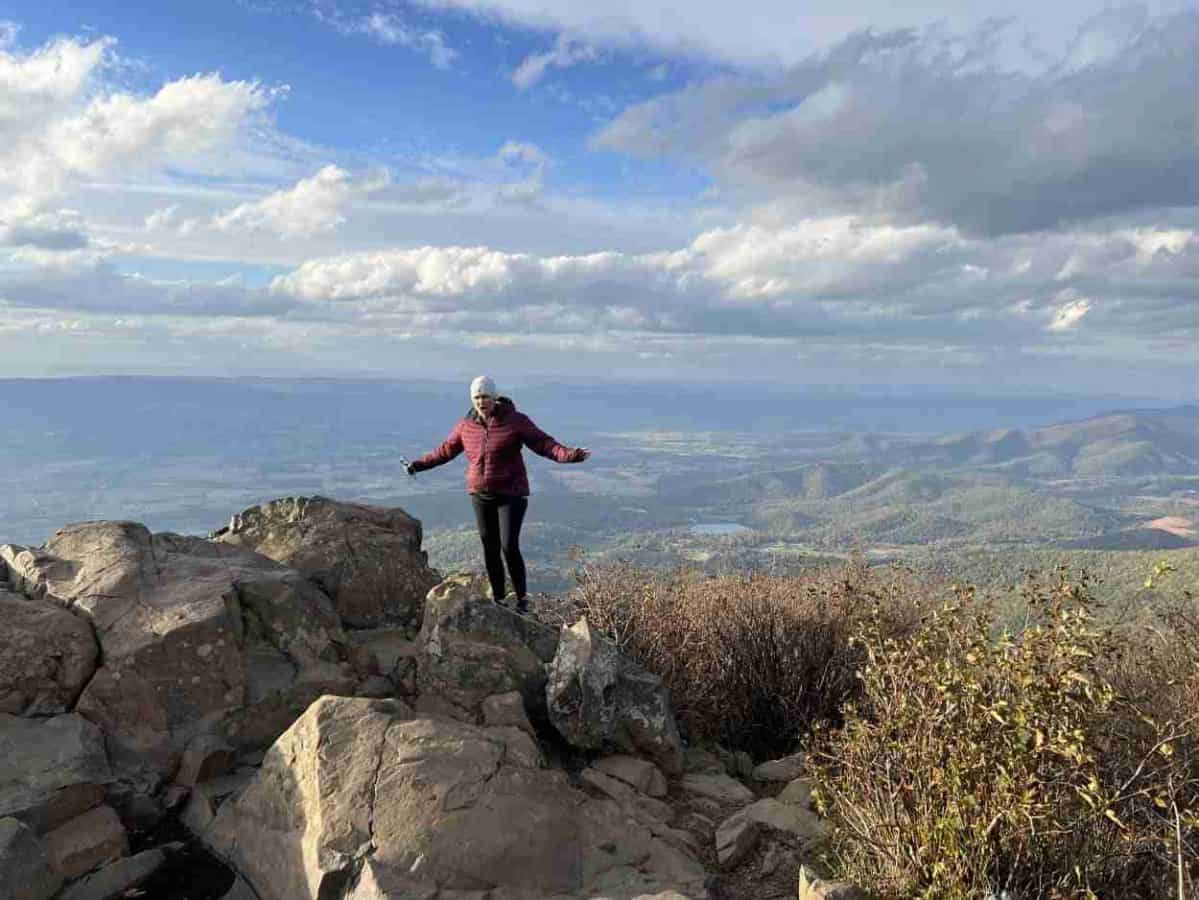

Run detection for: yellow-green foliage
[[807, 569, 1199, 899]]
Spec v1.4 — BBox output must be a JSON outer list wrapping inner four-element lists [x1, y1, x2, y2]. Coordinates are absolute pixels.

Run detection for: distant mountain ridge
[[896, 407, 1199, 477]]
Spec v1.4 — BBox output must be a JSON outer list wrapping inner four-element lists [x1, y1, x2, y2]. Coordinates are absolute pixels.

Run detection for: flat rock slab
[[0, 587, 97, 716], [0, 816, 63, 900], [751, 752, 806, 783], [59, 848, 168, 900], [0, 714, 112, 832], [678, 774, 755, 806], [593, 755, 668, 798], [45, 805, 127, 881], [720, 798, 826, 847]]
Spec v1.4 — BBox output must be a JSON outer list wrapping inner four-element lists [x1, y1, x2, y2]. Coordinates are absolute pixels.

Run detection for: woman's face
[[473, 393, 496, 418]]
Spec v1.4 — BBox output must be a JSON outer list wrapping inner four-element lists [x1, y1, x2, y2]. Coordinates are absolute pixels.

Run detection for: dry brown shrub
[[546, 556, 922, 758]]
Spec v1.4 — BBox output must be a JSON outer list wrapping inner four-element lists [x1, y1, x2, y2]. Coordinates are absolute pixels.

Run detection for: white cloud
[[416, 0, 1177, 69], [0, 256, 299, 318], [209, 165, 389, 238], [512, 34, 598, 89], [0, 209, 89, 250], [314, 8, 457, 68], [593, 12, 1199, 236], [1046, 293, 1092, 332], [0, 33, 285, 226], [264, 215, 1199, 350]]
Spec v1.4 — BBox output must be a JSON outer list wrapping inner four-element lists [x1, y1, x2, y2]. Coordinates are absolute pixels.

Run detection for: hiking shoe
[[514, 596, 529, 614]]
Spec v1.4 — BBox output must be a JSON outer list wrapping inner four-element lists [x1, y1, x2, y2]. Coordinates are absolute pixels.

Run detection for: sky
[[0, 0, 1197, 396]]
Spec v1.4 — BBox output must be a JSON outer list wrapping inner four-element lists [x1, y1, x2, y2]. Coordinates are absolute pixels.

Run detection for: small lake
[[690, 522, 752, 536]]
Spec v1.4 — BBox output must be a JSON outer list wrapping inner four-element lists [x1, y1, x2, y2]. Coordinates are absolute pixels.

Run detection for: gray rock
[[579, 767, 674, 824], [752, 752, 806, 782], [58, 849, 167, 900], [797, 865, 870, 899], [0, 816, 63, 900], [44, 805, 126, 881], [546, 617, 684, 775], [174, 734, 236, 786], [214, 496, 439, 629], [416, 574, 560, 718], [220, 876, 260, 900], [0, 586, 97, 716], [593, 755, 669, 798], [357, 675, 396, 698], [205, 696, 707, 900], [678, 773, 754, 806], [777, 777, 814, 808], [346, 628, 419, 685], [714, 816, 759, 869], [481, 691, 536, 737], [720, 798, 826, 848], [7, 522, 352, 776], [0, 714, 112, 832]]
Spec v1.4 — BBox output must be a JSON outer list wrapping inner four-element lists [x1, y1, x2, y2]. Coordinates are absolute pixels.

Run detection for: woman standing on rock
[[405, 375, 590, 613]]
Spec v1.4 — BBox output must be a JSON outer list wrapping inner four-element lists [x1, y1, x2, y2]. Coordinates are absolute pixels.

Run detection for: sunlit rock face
[[205, 695, 708, 900], [213, 496, 440, 630], [2, 521, 353, 776]]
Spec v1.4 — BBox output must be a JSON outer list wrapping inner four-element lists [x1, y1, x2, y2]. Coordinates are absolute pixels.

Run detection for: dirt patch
[[1146, 516, 1197, 537]]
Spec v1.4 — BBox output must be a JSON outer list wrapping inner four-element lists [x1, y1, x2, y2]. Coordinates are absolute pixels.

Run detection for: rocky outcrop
[[204, 695, 708, 900], [415, 574, 560, 720], [0, 714, 112, 833], [213, 496, 439, 629], [0, 587, 97, 717], [546, 617, 684, 775], [2, 522, 353, 775], [0, 500, 853, 900]]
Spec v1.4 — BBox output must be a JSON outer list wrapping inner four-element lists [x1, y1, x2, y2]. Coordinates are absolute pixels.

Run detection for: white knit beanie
[[470, 375, 497, 398]]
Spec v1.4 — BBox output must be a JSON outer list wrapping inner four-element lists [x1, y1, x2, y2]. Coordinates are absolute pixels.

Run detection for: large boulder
[[546, 618, 684, 775], [205, 695, 708, 900], [213, 496, 439, 629], [0, 587, 97, 716], [0, 714, 112, 833], [415, 574, 560, 720], [2, 522, 353, 775]]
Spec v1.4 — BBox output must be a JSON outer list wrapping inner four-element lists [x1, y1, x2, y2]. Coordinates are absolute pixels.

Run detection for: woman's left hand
[[576, 447, 591, 461]]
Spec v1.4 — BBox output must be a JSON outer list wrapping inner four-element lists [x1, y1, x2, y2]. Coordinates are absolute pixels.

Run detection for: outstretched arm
[[520, 416, 589, 463], [409, 424, 464, 472]]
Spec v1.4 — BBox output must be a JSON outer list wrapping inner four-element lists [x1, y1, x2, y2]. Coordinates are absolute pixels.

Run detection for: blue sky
[[1, 1, 1197, 396]]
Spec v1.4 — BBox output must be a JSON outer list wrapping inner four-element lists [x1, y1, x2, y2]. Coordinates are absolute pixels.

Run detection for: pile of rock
[[0, 495, 866, 900]]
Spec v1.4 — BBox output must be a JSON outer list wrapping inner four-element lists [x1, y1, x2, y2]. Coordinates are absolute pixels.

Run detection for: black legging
[[470, 493, 528, 602]]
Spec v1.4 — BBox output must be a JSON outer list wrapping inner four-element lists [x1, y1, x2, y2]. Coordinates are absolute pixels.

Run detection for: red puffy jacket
[[410, 397, 584, 496]]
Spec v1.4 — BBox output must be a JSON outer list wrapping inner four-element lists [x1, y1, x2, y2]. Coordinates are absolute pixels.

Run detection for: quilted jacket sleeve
[[519, 415, 583, 463], [410, 422, 464, 471]]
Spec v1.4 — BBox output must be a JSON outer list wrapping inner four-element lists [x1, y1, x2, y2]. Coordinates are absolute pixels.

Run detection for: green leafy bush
[[807, 569, 1199, 899]]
